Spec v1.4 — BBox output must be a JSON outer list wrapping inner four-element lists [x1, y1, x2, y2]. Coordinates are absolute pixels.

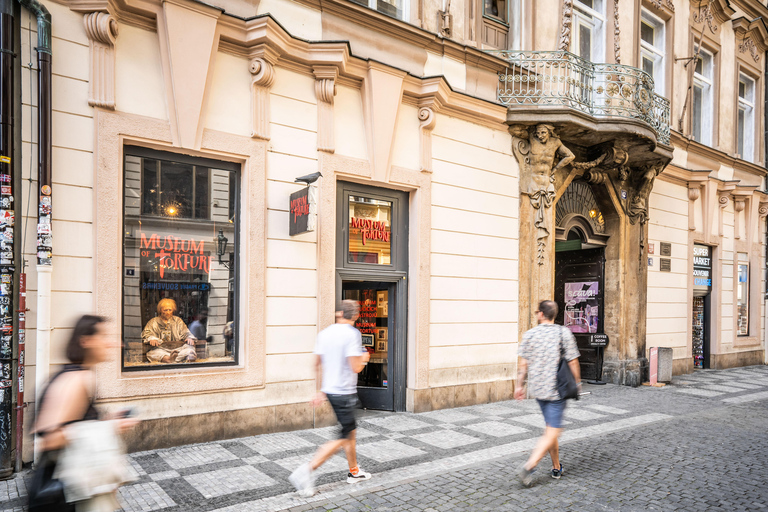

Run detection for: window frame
[[352, 0, 410, 22], [692, 46, 715, 146], [572, 0, 606, 62], [639, 8, 665, 95], [121, 145, 241, 372], [737, 72, 756, 163]]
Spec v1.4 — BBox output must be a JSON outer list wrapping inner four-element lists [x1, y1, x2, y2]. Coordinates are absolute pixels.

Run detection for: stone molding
[[759, 201, 768, 218], [313, 66, 338, 153], [613, 0, 621, 64], [84, 12, 118, 110], [692, 0, 735, 27], [648, 0, 674, 12]]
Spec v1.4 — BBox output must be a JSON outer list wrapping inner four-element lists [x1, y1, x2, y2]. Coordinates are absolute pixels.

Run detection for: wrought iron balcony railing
[[489, 50, 671, 146]]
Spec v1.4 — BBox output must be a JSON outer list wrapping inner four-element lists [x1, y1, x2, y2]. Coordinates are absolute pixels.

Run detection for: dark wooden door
[[555, 248, 605, 381]]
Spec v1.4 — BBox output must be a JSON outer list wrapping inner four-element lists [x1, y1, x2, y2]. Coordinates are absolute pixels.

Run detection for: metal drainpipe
[[764, 50, 768, 365], [0, 0, 15, 479], [16, 0, 50, 462]]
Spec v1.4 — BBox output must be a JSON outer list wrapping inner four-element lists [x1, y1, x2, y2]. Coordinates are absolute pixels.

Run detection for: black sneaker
[[551, 464, 564, 479], [517, 464, 535, 487]]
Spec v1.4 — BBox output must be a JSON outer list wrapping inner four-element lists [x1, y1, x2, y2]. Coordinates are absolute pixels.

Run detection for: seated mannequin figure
[[142, 298, 197, 363]]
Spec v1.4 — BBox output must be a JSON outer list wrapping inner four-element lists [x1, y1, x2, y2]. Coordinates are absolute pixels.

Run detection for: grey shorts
[[326, 393, 358, 439]]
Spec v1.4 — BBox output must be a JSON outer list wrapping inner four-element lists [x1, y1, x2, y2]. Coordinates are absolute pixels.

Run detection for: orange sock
[[349, 466, 359, 475]]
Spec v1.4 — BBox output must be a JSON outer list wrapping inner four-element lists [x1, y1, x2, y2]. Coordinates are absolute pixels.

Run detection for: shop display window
[[736, 253, 749, 336], [348, 196, 392, 265], [122, 147, 238, 369]]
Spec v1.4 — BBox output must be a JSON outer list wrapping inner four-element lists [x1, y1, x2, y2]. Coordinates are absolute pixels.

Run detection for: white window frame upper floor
[[572, 0, 606, 62], [640, 8, 666, 96], [692, 45, 715, 147], [737, 72, 757, 163], [351, 0, 410, 22]]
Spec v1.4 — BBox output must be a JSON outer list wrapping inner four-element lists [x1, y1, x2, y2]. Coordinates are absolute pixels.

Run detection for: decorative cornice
[[732, 16, 768, 57], [670, 130, 767, 176], [694, 0, 735, 24], [648, 0, 674, 13], [84, 12, 118, 109]]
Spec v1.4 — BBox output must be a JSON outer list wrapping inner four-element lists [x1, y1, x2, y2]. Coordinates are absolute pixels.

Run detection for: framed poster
[[564, 281, 599, 334], [378, 327, 388, 341], [376, 340, 387, 352]]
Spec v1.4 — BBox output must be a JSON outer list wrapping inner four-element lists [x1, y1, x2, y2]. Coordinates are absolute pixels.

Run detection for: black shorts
[[326, 393, 358, 439]]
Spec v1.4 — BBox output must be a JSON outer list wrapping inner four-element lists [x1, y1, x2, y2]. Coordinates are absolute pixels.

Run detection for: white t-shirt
[[313, 323, 364, 395]]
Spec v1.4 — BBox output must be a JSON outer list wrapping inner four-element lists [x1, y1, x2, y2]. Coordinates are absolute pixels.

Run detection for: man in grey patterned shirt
[[514, 300, 581, 486]]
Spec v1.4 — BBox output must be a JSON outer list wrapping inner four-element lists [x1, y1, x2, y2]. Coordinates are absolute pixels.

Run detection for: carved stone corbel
[[250, 53, 277, 140], [688, 186, 701, 231], [314, 66, 338, 153], [734, 198, 746, 239], [627, 162, 664, 225], [418, 106, 436, 173], [84, 12, 118, 109], [717, 192, 730, 237], [759, 201, 768, 218]]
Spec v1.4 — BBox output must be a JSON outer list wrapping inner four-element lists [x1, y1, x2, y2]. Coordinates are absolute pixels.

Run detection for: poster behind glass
[[564, 281, 599, 334], [122, 151, 237, 368]]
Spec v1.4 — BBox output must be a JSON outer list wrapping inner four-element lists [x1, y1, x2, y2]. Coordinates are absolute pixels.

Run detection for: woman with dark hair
[[29, 315, 139, 511]]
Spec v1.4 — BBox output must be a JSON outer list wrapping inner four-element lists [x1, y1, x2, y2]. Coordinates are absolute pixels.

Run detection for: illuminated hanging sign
[[289, 187, 317, 236], [692, 244, 712, 293], [140, 232, 211, 278]]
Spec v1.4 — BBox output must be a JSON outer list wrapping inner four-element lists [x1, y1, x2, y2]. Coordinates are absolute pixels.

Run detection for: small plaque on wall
[[660, 242, 672, 257], [660, 258, 671, 272]]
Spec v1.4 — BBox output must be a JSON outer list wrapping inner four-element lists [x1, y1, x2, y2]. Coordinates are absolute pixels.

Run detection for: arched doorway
[[554, 180, 610, 381]]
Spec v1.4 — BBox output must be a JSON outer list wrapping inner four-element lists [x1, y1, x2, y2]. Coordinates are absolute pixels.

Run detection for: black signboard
[[589, 333, 608, 347], [692, 244, 712, 295], [289, 187, 316, 236]]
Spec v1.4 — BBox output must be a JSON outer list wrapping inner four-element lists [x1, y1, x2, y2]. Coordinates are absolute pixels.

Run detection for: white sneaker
[[347, 468, 372, 484], [288, 463, 315, 497]]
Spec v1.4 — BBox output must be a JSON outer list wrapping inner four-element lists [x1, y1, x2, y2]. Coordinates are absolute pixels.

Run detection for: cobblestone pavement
[[1, 365, 767, 511]]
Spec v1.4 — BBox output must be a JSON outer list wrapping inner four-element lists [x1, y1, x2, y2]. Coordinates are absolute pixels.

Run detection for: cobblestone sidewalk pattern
[[0, 365, 766, 511]]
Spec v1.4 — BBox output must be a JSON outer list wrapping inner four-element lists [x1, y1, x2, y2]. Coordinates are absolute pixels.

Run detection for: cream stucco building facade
[[5, 0, 767, 463]]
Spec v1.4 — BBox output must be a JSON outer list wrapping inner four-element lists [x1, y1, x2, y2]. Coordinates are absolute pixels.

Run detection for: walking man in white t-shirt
[[289, 300, 372, 497]]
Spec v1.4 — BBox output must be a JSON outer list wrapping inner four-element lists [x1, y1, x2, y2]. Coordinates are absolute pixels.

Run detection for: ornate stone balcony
[[489, 50, 671, 150]]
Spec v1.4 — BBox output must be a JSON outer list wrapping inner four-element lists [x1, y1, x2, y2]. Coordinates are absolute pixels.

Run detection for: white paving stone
[[564, 408, 606, 421], [722, 381, 764, 390], [184, 466, 276, 498], [118, 482, 176, 511], [274, 454, 349, 475], [363, 415, 433, 432], [722, 390, 768, 403], [467, 404, 527, 416], [463, 421, 529, 438], [310, 426, 378, 440], [159, 444, 238, 469], [355, 439, 427, 462], [411, 430, 483, 449], [508, 414, 572, 428], [149, 470, 181, 481], [701, 384, 751, 393], [417, 409, 480, 423], [582, 404, 629, 415], [672, 388, 724, 397], [241, 433, 316, 454]]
